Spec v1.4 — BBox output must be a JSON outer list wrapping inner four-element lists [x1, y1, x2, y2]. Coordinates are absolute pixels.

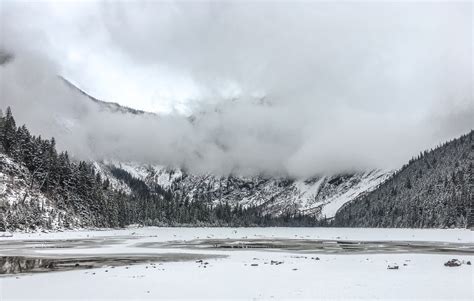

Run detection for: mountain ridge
[[93, 160, 391, 220], [1, 103, 471, 230], [59, 76, 153, 116]]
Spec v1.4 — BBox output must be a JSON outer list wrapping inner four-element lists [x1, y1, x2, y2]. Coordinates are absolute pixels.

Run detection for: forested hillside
[[0, 107, 317, 230], [96, 162, 390, 221], [2, 106, 471, 231], [0, 107, 131, 230], [334, 131, 473, 228]]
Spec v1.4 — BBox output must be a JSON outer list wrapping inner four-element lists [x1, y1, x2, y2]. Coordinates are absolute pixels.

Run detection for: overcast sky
[[0, 0, 473, 177]]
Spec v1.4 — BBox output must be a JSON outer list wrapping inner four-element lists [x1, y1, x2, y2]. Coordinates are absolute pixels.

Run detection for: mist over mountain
[[0, 0, 473, 234], [1, 3, 473, 300], [0, 107, 469, 230], [1, 1, 473, 178]]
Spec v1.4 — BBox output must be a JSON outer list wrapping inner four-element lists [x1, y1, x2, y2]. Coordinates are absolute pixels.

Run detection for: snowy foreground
[[0, 227, 472, 300]]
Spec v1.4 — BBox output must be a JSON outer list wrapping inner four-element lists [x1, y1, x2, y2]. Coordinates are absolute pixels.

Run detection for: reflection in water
[[0, 256, 81, 274], [0, 253, 224, 275]]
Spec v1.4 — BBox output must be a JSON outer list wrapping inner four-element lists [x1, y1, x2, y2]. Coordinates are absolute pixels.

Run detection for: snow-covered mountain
[[94, 161, 391, 219], [58, 77, 393, 220]]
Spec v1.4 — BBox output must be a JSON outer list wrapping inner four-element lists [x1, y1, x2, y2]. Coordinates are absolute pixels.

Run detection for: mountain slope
[[0, 153, 68, 230], [0, 107, 325, 230], [334, 130, 473, 228], [59, 76, 151, 116], [59, 76, 393, 219], [2, 104, 471, 230], [94, 161, 391, 220]]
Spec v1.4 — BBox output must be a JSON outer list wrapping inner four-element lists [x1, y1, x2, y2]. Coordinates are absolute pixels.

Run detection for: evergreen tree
[[1, 107, 17, 154]]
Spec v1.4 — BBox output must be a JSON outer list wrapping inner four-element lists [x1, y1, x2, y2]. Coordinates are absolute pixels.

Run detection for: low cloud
[[1, 1, 472, 178]]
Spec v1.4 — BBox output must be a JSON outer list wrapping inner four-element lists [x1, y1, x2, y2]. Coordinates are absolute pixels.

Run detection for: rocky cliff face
[[95, 161, 391, 219]]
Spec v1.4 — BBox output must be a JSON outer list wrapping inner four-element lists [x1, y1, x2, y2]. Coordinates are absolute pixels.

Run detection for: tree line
[[0, 107, 319, 230]]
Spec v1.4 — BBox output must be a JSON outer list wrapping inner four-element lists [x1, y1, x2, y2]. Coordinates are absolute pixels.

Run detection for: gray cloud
[[0, 0, 472, 178]]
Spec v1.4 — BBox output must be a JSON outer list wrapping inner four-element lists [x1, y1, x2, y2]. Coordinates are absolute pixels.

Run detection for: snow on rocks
[[0, 153, 81, 231], [444, 259, 462, 267], [97, 159, 393, 219], [0, 154, 49, 206]]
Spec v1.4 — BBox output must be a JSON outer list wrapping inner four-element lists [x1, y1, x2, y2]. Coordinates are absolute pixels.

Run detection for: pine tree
[[1, 107, 17, 155]]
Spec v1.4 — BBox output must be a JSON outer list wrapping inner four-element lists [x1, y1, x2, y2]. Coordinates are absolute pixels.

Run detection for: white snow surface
[[0, 227, 472, 300], [319, 170, 389, 218], [4, 226, 472, 243]]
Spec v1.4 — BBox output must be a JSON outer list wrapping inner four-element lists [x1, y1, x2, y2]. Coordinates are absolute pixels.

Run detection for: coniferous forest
[[0, 107, 318, 230], [0, 106, 472, 231], [334, 131, 473, 228]]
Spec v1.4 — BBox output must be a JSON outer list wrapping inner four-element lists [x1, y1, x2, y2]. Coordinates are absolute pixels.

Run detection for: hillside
[[3, 103, 470, 231], [95, 162, 390, 220], [0, 107, 134, 230], [58, 79, 392, 220], [334, 131, 473, 228], [0, 107, 322, 230]]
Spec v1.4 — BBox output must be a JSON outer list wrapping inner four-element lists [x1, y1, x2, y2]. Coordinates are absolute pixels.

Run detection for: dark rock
[[387, 265, 399, 270], [270, 260, 284, 265], [444, 259, 462, 267]]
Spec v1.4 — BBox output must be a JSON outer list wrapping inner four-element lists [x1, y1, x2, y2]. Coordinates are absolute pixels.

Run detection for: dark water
[[0, 236, 126, 251], [1, 236, 472, 276], [151, 238, 474, 255], [0, 253, 224, 275]]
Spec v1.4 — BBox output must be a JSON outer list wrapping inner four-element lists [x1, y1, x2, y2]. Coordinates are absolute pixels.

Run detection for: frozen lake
[[0, 227, 472, 300]]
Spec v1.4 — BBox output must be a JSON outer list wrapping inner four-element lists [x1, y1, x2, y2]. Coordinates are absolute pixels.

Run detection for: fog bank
[[1, 1, 472, 177]]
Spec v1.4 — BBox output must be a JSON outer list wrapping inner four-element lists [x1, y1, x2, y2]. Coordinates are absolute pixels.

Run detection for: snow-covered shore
[[0, 227, 472, 300], [1, 226, 472, 243]]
